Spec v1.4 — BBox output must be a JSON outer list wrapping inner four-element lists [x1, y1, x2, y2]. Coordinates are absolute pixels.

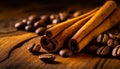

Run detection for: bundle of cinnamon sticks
[[40, 0, 120, 53]]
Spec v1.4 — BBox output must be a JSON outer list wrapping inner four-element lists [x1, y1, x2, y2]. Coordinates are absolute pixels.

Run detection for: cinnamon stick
[[69, 0, 117, 52], [41, 12, 95, 52], [69, 8, 120, 53], [46, 8, 99, 38]]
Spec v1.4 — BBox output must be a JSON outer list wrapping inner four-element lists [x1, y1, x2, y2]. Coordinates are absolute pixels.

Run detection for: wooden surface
[[0, 1, 120, 69]]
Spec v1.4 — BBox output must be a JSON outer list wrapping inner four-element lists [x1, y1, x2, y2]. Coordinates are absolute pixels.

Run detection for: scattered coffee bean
[[40, 15, 49, 20], [84, 45, 99, 54], [14, 22, 26, 30], [97, 33, 109, 44], [39, 54, 56, 62], [27, 43, 41, 53], [108, 33, 116, 39], [52, 19, 60, 24], [59, 48, 73, 57], [59, 12, 68, 21], [28, 14, 40, 21], [73, 10, 82, 17], [22, 19, 28, 23], [97, 46, 110, 56], [112, 45, 120, 57], [35, 27, 46, 35], [50, 14, 56, 20], [34, 20, 46, 28], [25, 25, 34, 32], [107, 39, 119, 48]]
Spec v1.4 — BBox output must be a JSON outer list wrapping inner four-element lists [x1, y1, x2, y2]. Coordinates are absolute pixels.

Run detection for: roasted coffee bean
[[84, 45, 99, 54], [97, 33, 109, 44], [34, 20, 46, 28], [22, 19, 28, 23], [108, 33, 116, 39], [50, 14, 56, 20], [116, 34, 120, 39], [39, 54, 56, 62], [40, 15, 49, 20], [112, 45, 120, 57], [27, 43, 41, 53], [107, 39, 119, 48], [25, 25, 34, 31], [97, 46, 110, 56], [35, 27, 46, 35], [59, 48, 73, 57], [28, 14, 40, 21], [73, 10, 82, 17], [59, 12, 68, 21], [27, 20, 35, 25], [52, 18, 60, 24], [15, 22, 26, 30]]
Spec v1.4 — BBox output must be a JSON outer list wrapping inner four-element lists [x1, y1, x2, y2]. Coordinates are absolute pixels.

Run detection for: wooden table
[[0, 1, 120, 69]]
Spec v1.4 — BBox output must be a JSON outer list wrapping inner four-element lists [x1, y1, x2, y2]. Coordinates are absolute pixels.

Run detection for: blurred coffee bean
[[108, 33, 116, 39], [102, 34, 109, 44], [59, 48, 73, 57], [46, 24, 56, 29], [107, 39, 119, 48], [50, 14, 56, 20], [25, 25, 34, 32], [22, 19, 28, 23], [40, 15, 49, 20], [27, 43, 41, 54], [39, 54, 56, 62], [73, 10, 82, 17], [27, 14, 40, 25], [59, 12, 68, 21], [34, 20, 46, 28], [97, 46, 110, 56], [112, 45, 120, 57], [52, 19, 60, 24], [28, 14, 40, 21], [84, 45, 99, 54], [116, 34, 120, 39], [97, 34, 102, 43], [15, 22, 26, 30], [35, 27, 46, 35]]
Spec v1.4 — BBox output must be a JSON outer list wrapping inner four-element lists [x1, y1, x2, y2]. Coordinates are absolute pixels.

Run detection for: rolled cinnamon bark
[[69, 8, 120, 53], [69, 0, 117, 52], [46, 8, 99, 39], [41, 12, 95, 52]]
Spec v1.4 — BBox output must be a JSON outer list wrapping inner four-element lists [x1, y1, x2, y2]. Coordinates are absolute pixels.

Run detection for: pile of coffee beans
[[85, 23, 120, 58], [15, 10, 82, 35]]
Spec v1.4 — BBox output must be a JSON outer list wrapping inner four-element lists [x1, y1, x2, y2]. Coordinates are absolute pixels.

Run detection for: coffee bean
[[40, 15, 49, 20], [107, 39, 119, 48], [28, 14, 40, 21], [34, 20, 46, 28], [35, 27, 46, 35], [102, 34, 109, 44], [108, 33, 116, 39], [84, 45, 99, 54], [59, 48, 73, 57], [73, 10, 82, 17], [27, 20, 35, 25], [116, 34, 120, 39], [15, 22, 26, 30], [52, 19, 60, 24], [97, 34, 102, 43], [59, 12, 68, 21], [112, 45, 120, 57], [97, 46, 110, 56], [50, 14, 56, 20], [27, 43, 41, 54], [25, 25, 34, 32], [22, 19, 28, 23], [39, 54, 56, 62]]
